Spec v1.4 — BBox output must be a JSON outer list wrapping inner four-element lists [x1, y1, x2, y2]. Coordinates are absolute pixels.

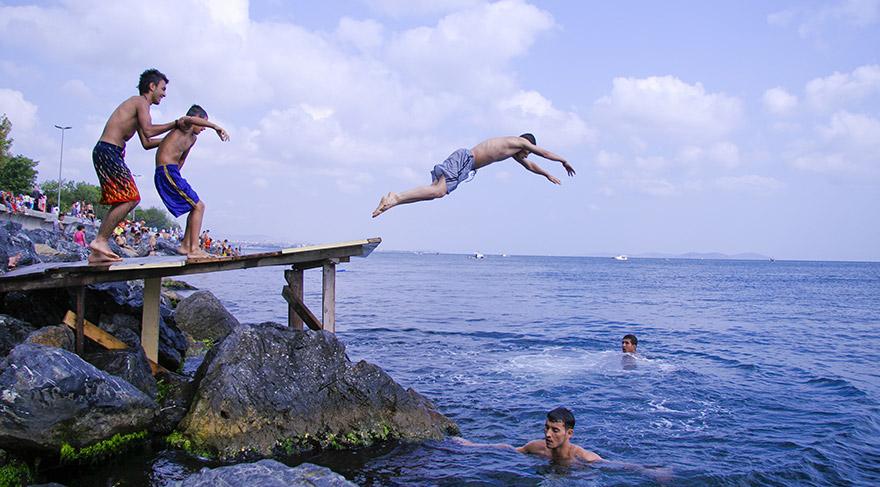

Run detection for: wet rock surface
[[179, 460, 357, 487]]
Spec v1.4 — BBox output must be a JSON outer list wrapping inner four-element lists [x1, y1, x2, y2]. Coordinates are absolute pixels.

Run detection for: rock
[[155, 238, 181, 256], [24, 325, 74, 352], [179, 460, 356, 487], [162, 278, 197, 290], [0, 344, 157, 451], [174, 291, 239, 342], [0, 288, 70, 328], [151, 370, 198, 435], [0, 314, 38, 357], [84, 349, 157, 398], [178, 325, 458, 461], [0, 223, 39, 271]]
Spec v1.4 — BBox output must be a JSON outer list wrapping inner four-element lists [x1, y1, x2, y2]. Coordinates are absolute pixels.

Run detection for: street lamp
[[54, 124, 72, 213]]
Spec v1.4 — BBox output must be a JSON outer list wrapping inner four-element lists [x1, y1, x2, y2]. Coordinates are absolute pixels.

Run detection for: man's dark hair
[[138, 69, 169, 95], [623, 334, 638, 346], [547, 407, 575, 430], [186, 104, 208, 119], [520, 133, 536, 145]]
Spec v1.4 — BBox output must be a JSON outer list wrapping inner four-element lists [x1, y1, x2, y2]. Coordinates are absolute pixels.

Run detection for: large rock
[[178, 324, 458, 461], [174, 291, 239, 342], [0, 223, 39, 271], [84, 349, 157, 398], [24, 325, 74, 352], [0, 315, 38, 357], [152, 370, 198, 435], [179, 460, 356, 487], [0, 344, 157, 451]]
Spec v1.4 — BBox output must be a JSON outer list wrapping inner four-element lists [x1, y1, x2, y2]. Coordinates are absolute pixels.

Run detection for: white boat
[[613, 255, 628, 261], [472, 252, 485, 259]]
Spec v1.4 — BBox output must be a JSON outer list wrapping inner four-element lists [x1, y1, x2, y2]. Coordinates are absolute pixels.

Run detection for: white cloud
[[365, 0, 483, 18], [763, 87, 798, 115], [0, 88, 39, 131], [789, 111, 880, 174], [594, 75, 743, 141], [715, 175, 783, 191], [677, 142, 740, 169], [819, 110, 880, 150], [335, 17, 385, 52], [805, 64, 880, 111], [496, 90, 594, 147], [769, 0, 880, 37]]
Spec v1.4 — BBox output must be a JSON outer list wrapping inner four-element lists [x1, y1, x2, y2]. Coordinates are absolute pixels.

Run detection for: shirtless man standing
[[88, 68, 179, 263], [372, 133, 575, 217]]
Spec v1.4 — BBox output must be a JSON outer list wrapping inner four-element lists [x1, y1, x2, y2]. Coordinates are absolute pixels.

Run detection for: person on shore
[[88, 68, 181, 264], [154, 104, 229, 258], [372, 134, 575, 217], [73, 224, 87, 247]]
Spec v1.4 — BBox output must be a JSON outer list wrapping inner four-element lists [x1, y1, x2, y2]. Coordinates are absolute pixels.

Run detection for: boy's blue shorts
[[155, 164, 199, 217]]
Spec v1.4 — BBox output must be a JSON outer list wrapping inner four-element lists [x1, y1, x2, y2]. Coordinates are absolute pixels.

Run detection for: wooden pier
[[0, 238, 381, 366]]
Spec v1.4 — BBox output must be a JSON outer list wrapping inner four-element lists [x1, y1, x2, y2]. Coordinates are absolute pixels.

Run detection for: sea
[[48, 252, 880, 486]]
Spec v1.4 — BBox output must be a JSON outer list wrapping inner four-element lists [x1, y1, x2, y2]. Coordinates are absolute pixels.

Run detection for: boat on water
[[472, 252, 485, 259], [613, 255, 628, 261]]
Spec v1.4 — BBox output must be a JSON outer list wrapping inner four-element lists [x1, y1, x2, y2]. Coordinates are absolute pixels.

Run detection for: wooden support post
[[141, 277, 161, 363], [64, 311, 167, 375], [282, 285, 323, 331], [322, 260, 336, 333], [284, 268, 304, 331], [75, 287, 85, 355]]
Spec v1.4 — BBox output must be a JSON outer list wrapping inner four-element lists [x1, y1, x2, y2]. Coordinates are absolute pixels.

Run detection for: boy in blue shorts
[[154, 104, 229, 258]]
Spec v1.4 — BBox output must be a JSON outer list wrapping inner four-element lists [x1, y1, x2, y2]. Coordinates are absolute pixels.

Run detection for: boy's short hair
[[187, 104, 208, 119], [623, 334, 638, 346], [138, 69, 169, 94], [76, 224, 84, 230], [547, 407, 575, 430], [520, 133, 537, 145]]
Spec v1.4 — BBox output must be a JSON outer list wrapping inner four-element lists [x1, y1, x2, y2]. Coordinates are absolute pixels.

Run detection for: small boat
[[472, 252, 485, 259], [613, 255, 628, 261]]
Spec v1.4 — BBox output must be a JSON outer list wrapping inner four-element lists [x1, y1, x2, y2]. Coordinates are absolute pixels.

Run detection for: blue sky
[[1, 0, 878, 261]]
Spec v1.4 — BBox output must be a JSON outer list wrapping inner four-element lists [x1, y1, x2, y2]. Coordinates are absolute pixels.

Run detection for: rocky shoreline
[[0, 221, 458, 485]]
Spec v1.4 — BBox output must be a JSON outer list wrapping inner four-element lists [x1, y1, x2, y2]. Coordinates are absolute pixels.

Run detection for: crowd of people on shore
[[0, 186, 96, 222]]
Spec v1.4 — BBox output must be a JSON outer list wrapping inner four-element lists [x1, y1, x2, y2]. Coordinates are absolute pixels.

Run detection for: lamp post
[[54, 124, 72, 213]]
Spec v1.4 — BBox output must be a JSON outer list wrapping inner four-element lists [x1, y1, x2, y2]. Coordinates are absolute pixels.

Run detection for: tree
[[134, 206, 180, 230], [0, 155, 39, 195], [0, 115, 39, 194]]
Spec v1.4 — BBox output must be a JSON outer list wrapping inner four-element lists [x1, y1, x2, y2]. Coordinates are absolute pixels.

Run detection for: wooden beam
[[74, 287, 85, 355], [281, 285, 323, 331], [284, 268, 304, 331], [0, 238, 380, 293], [141, 277, 161, 364], [62, 311, 167, 374], [322, 261, 336, 333]]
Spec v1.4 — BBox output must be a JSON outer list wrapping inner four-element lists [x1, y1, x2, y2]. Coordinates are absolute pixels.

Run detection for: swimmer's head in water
[[545, 407, 575, 449], [622, 334, 638, 353]]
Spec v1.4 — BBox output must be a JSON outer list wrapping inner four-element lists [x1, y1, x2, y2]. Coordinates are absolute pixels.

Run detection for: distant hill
[[633, 251, 772, 260]]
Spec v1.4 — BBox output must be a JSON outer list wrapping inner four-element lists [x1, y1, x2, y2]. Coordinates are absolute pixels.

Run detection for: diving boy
[[154, 104, 229, 258], [372, 134, 575, 217]]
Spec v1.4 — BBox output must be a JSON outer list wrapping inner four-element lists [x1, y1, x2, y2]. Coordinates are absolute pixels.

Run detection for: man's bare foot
[[372, 192, 398, 218], [176, 245, 190, 256], [88, 241, 122, 264], [186, 249, 217, 260]]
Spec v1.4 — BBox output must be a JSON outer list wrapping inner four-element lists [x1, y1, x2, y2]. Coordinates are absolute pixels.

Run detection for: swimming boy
[[89, 69, 180, 264], [455, 407, 601, 464], [154, 104, 229, 258], [371, 134, 575, 217]]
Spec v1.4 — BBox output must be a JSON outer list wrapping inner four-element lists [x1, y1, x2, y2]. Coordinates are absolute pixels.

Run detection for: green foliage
[[278, 423, 395, 455], [0, 115, 39, 195], [0, 459, 32, 487], [156, 378, 170, 402], [165, 431, 214, 459], [59, 430, 148, 465], [39, 180, 106, 217], [134, 206, 180, 230]]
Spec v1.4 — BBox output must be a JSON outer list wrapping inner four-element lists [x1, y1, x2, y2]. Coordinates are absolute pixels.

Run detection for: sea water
[[53, 253, 880, 486]]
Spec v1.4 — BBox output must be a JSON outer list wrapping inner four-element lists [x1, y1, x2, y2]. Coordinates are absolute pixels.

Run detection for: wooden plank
[[75, 287, 85, 355], [63, 311, 127, 350], [284, 268, 304, 331], [141, 277, 161, 363], [0, 237, 381, 293], [282, 285, 323, 331], [63, 311, 168, 374], [322, 261, 336, 333]]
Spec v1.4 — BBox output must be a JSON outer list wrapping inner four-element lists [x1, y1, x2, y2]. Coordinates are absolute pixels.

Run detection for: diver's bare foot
[[176, 245, 190, 256], [372, 192, 398, 218], [88, 241, 122, 264], [186, 249, 217, 260]]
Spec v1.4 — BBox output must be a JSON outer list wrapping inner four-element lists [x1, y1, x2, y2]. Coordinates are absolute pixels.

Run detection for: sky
[[0, 0, 878, 261]]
